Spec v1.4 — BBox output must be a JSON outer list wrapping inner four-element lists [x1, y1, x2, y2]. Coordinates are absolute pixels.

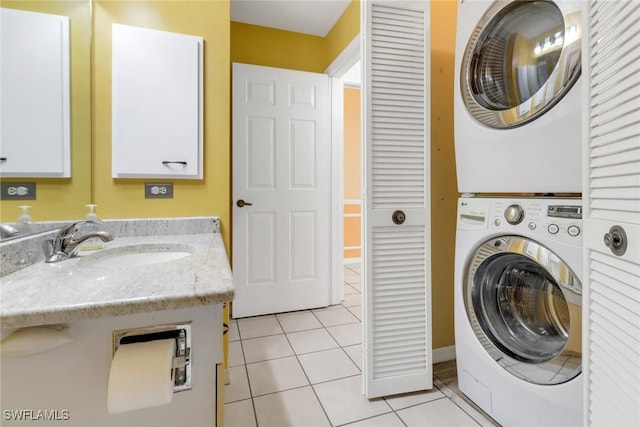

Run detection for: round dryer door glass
[[465, 236, 582, 385], [460, 0, 582, 128]]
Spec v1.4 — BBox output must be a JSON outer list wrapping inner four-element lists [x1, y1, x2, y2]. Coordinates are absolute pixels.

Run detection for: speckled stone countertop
[[1, 232, 233, 330]]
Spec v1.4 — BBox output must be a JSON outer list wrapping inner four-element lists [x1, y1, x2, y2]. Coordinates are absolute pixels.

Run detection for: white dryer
[[454, 0, 584, 193], [455, 197, 582, 426]]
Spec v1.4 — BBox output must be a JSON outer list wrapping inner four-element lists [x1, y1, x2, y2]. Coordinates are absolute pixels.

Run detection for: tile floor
[[225, 263, 498, 427]]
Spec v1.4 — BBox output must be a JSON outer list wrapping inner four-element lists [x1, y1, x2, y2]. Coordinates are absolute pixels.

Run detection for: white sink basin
[[80, 243, 195, 268]]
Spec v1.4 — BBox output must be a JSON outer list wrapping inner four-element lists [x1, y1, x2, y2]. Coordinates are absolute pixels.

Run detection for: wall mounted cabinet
[[0, 8, 71, 177], [111, 24, 203, 179]]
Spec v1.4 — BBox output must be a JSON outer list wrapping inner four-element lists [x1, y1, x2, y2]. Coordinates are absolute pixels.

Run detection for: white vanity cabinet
[[111, 24, 203, 179], [0, 305, 222, 426], [0, 8, 71, 178]]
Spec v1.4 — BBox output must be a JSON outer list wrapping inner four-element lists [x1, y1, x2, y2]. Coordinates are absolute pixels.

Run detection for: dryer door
[[465, 235, 582, 385], [460, 0, 581, 128]]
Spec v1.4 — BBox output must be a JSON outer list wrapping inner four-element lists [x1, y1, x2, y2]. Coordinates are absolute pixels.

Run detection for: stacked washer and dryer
[[453, 1, 584, 426]]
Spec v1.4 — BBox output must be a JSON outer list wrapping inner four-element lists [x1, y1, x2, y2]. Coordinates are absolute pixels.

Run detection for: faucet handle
[[57, 220, 102, 238], [56, 221, 81, 238]]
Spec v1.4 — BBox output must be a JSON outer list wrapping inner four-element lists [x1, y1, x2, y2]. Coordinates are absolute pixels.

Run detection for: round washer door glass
[[460, 0, 582, 128], [465, 236, 582, 385]]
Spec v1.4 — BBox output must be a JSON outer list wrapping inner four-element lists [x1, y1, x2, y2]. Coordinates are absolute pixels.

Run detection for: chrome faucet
[[43, 221, 114, 263], [0, 223, 20, 239]]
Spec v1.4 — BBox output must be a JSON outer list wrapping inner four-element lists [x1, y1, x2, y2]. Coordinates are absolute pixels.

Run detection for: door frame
[[325, 35, 361, 307]]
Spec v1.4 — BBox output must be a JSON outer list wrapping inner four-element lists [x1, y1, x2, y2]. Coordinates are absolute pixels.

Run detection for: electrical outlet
[[145, 183, 173, 199], [1, 182, 36, 200]]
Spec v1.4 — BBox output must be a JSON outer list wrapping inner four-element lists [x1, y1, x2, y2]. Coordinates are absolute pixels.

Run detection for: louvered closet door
[[584, 1, 640, 425], [362, 0, 431, 398]]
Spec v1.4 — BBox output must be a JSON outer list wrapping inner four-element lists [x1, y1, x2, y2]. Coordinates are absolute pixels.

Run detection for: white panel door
[[232, 63, 332, 318], [584, 1, 640, 425], [362, 0, 432, 398]]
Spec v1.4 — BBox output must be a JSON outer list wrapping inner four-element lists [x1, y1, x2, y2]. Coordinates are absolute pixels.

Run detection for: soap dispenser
[[16, 205, 33, 233], [81, 204, 106, 251]]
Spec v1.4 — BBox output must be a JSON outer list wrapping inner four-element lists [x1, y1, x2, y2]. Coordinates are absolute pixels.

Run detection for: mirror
[[0, 0, 92, 240]]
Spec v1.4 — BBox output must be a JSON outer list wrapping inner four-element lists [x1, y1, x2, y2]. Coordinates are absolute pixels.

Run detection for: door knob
[[392, 210, 406, 225], [604, 225, 627, 256], [236, 199, 253, 208]]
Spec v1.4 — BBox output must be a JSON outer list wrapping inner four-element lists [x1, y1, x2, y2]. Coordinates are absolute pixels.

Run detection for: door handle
[[236, 199, 253, 208], [392, 210, 406, 225], [604, 225, 628, 256]]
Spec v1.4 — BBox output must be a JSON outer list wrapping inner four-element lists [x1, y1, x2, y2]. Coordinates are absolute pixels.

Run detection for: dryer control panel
[[457, 197, 582, 245]]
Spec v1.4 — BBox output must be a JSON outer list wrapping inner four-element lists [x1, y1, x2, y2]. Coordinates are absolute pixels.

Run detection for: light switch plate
[[145, 183, 173, 199], [1, 182, 36, 200]]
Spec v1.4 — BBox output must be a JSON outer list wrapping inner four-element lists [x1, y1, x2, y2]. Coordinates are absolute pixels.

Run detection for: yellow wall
[[344, 87, 361, 259], [92, 0, 231, 248], [326, 0, 360, 66], [430, 0, 459, 349], [231, 22, 326, 73], [231, 0, 359, 73], [0, 1, 92, 223]]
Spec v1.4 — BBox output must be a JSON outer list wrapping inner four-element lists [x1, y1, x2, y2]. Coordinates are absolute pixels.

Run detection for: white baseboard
[[432, 345, 456, 364], [343, 257, 361, 265]]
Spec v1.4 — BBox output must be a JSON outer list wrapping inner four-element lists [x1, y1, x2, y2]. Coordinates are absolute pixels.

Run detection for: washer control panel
[[457, 197, 582, 245]]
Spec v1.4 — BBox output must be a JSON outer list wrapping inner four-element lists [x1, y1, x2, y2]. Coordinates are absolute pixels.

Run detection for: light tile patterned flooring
[[225, 264, 498, 427]]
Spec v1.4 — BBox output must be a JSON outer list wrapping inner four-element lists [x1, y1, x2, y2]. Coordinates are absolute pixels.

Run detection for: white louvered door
[[584, 1, 640, 425], [362, 0, 431, 398]]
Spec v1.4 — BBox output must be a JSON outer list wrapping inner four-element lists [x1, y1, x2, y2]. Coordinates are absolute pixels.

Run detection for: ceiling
[[230, 0, 352, 37]]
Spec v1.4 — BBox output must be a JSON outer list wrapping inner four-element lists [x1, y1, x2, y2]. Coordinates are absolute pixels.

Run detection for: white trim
[[330, 77, 345, 306], [344, 245, 361, 251], [343, 257, 362, 265], [344, 199, 362, 205], [432, 346, 456, 364], [327, 33, 361, 309], [344, 214, 361, 219], [324, 35, 360, 76]]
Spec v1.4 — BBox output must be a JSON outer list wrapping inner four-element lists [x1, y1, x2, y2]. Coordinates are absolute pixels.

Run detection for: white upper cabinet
[[0, 8, 71, 177], [111, 24, 203, 179]]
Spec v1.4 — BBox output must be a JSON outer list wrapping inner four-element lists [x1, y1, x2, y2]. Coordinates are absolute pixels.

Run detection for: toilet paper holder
[[112, 322, 192, 392]]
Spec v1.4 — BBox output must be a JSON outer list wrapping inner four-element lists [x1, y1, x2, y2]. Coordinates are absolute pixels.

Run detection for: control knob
[[504, 205, 525, 225]]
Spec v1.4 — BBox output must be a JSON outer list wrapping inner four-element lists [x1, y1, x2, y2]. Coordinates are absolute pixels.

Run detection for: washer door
[[465, 236, 582, 385], [460, 0, 582, 128]]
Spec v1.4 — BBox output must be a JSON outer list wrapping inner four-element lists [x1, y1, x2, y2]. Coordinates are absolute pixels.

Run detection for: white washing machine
[[455, 197, 583, 426], [454, 0, 584, 193]]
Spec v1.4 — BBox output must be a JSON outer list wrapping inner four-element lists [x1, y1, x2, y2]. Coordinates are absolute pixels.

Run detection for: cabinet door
[[111, 24, 203, 179], [0, 8, 70, 177], [584, 1, 640, 425]]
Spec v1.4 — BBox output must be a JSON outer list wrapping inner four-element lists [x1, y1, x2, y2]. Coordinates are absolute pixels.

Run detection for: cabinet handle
[[162, 161, 187, 166], [0, 157, 7, 162]]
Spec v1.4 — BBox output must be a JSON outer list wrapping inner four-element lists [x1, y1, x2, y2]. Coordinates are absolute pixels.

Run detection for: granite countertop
[[0, 233, 234, 329]]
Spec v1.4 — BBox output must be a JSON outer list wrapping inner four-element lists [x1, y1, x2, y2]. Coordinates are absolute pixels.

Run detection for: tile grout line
[[227, 267, 494, 427], [233, 319, 260, 427], [275, 312, 336, 427]]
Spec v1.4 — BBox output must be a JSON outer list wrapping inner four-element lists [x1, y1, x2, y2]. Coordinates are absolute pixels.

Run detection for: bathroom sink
[[79, 243, 195, 268]]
